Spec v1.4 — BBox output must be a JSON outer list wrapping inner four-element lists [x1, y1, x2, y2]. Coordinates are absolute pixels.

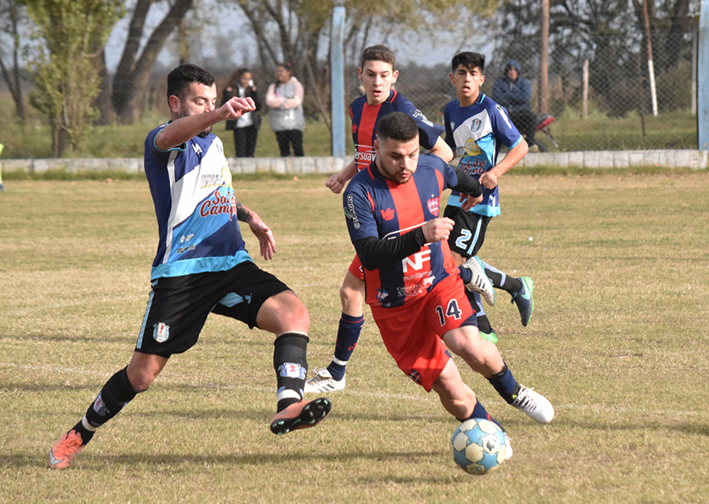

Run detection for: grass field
[[1, 171, 708, 503]]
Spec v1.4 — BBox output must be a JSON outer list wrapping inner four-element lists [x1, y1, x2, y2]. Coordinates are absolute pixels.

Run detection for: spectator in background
[[222, 67, 262, 157], [491, 60, 537, 148], [265, 63, 305, 157]]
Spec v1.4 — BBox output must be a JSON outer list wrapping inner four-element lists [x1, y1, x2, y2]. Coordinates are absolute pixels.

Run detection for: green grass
[[542, 109, 698, 151], [1, 173, 708, 503]]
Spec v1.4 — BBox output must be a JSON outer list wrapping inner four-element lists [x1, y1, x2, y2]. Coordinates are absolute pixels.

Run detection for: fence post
[[699, 0, 709, 149], [330, 5, 346, 158]]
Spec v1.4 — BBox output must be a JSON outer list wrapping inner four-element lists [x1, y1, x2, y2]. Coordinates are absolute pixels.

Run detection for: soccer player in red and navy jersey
[[306, 45, 452, 393], [342, 112, 554, 435]]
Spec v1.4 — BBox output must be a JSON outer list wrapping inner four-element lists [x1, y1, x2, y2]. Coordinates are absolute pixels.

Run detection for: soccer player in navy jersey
[[47, 64, 331, 470], [443, 51, 535, 344], [306, 45, 460, 393], [342, 112, 553, 437]]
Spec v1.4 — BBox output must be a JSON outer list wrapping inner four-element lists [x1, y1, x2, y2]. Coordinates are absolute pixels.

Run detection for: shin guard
[[273, 332, 309, 411]]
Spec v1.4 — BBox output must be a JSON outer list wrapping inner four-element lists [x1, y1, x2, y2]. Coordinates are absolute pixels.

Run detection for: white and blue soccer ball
[[451, 418, 508, 475]]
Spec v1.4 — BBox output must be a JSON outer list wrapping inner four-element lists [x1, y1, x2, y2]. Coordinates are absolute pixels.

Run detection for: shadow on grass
[[13, 448, 444, 471]]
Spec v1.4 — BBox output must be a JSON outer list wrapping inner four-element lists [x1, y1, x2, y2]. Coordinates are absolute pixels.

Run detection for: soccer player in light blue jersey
[[48, 64, 330, 470], [443, 52, 534, 344]]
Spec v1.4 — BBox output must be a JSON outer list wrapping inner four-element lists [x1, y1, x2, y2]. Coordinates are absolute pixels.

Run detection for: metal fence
[[0, 20, 699, 158]]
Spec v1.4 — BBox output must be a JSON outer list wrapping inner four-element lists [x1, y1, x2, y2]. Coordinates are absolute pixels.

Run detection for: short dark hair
[[451, 52, 485, 73], [167, 64, 215, 103], [360, 45, 396, 71], [377, 112, 419, 143]]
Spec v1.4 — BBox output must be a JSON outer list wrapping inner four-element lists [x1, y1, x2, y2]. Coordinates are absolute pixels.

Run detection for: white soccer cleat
[[461, 256, 495, 306], [511, 385, 555, 424], [304, 367, 346, 394]]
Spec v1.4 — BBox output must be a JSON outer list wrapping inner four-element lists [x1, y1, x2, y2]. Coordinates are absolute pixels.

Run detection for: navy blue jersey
[[144, 124, 251, 280], [344, 154, 460, 308], [350, 89, 444, 171], [444, 94, 522, 217]]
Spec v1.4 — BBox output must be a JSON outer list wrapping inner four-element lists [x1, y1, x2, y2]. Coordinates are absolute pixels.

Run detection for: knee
[[279, 292, 311, 330], [455, 338, 486, 367], [126, 367, 156, 392], [340, 277, 364, 304]]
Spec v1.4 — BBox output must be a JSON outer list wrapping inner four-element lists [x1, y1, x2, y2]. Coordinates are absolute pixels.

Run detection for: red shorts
[[370, 274, 476, 392], [348, 254, 365, 281]]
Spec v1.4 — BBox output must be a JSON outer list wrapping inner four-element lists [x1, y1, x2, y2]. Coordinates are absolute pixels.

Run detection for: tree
[[24, 0, 124, 157], [494, 0, 698, 116], [111, 0, 194, 124], [229, 0, 497, 118], [0, 0, 27, 119]]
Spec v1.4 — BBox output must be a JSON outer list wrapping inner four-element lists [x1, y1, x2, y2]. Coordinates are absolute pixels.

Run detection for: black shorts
[[135, 261, 291, 357], [444, 206, 492, 258]]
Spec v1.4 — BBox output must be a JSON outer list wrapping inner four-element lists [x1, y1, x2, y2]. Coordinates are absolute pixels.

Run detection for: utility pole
[[539, 0, 549, 114], [642, 0, 658, 116]]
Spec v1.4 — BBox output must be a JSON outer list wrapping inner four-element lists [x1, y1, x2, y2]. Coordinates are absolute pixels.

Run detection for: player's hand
[[422, 217, 455, 243], [459, 193, 483, 211], [247, 213, 276, 260], [479, 170, 498, 190], [326, 173, 345, 194], [220, 96, 256, 121]]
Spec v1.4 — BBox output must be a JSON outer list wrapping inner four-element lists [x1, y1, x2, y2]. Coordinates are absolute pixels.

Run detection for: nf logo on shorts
[[153, 322, 170, 343], [279, 362, 307, 380]]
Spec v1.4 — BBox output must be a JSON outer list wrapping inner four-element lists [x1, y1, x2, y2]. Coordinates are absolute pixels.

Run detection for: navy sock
[[487, 364, 521, 404], [456, 400, 502, 429], [327, 313, 364, 381], [483, 263, 522, 293], [458, 265, 472, 285]]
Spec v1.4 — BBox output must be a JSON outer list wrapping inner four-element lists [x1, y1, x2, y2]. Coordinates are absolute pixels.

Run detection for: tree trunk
[[92, 48, 113, 125], [112, 0, 193, 124]]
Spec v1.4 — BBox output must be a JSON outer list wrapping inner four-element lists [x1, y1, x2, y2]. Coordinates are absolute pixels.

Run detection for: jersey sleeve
[[489, 102, 523, 149], [395, 94, 444, 150], [145, 124, 186, 161], [443, 103, 455, 151], [343, 180, 379, 243]]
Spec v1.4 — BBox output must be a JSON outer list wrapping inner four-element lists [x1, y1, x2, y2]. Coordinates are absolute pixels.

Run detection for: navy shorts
[[444, 206, 492, 258], [135, 261, 291, 357]]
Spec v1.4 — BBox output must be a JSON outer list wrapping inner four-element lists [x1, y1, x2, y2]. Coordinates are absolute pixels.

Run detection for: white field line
[[2, 362, 706, 416]]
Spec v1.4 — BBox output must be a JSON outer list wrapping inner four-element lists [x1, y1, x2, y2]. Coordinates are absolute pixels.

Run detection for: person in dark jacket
[[222, 67, 262, 157], [491, 60, 537, 145]]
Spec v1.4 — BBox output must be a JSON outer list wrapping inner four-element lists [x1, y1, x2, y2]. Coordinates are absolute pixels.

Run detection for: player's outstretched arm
[[479, 138, 528, 190], [156, 97, 256, 150], [236, 202, 276, 260], [429, 137, 454, 163], [326, 159, 358, 194]]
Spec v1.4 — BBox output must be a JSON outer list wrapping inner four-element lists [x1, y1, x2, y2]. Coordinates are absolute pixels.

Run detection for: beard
[[197, 126, 211, 138]]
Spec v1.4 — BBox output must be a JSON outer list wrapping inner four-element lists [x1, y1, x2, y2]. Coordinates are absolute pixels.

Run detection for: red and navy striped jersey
[[350, 89, 444, 172], [343, 154, 460, 308]]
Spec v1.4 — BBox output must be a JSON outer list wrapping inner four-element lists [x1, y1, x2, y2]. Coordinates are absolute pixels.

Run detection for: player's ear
[[448, 73, 454, 84], [168, 94, 181, 115], [479, 74, 485, 85], [357, 67, 363, 81], [391, 70, 399, 84]]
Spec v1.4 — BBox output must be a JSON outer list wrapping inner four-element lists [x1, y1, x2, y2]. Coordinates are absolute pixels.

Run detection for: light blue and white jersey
[[144, 124, 251, 280], [444, 94, 522, 217]]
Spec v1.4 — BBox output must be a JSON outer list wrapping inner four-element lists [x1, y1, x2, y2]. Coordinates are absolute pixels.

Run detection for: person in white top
[[265, 62, 305, 157]]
